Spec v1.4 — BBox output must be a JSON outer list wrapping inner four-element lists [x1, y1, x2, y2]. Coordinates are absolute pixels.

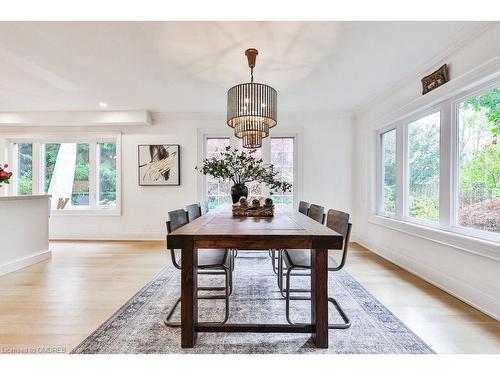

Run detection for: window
[[270, 137, 294, 206], [407, 112, 440, 222], [15, 143, 33, 195], [43, 143, 90, 207], [98, 142, 117, 207], [381, 130, 396, 214], [201, 133, 298, 210], [205, 138, 231, 210], [377, 79, 500, 243], [457, 87, 499, 233], [9, 135, 120, 214]]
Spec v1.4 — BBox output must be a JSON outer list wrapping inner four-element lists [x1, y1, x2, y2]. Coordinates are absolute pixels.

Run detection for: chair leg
[[285, 271, 351, 329], [163, 266, 231, 327], [285, 266, 294, 324], [164, 297, 182, 327], [271, 250, 280, 275], [327, 297, 351, 329]]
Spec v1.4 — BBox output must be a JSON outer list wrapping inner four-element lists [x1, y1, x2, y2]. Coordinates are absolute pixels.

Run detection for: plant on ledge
[[0, 163, 12, 187], [196, 146, 292, 204]]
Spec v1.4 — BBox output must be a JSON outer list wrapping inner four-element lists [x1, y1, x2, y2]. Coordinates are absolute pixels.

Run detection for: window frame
[[378, 126, 398, 218], [403, 107, 442, 227], [376, 78, 500, 244], [198, 130, 300, 210], [5, 132, 121, 216], [450, 80, 500, 242]]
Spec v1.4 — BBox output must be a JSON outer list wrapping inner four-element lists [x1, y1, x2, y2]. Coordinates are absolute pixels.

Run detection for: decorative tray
[[232, 197, 274, 217]]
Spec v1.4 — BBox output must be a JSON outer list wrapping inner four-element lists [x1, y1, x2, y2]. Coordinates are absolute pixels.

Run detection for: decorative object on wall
[[421, 64, 449, 95], [227, 48, 277, 148], [0, 163, 12, 187], [138, 144, 180, 186], [196, 146, 291, 204]]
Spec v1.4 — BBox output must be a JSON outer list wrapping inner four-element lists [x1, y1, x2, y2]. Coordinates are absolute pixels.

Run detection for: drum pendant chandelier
[[227, 48, 277, 148]]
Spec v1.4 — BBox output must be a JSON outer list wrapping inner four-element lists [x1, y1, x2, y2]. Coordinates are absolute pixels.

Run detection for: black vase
[[231, 183, 248, 204]]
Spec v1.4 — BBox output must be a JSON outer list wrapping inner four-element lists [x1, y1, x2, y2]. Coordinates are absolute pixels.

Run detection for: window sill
[[369, 215, 500, 261], [50, 207, 121, 217]]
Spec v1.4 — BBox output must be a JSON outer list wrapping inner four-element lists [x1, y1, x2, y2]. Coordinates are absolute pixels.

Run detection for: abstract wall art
[[138, 144, 180, 186]]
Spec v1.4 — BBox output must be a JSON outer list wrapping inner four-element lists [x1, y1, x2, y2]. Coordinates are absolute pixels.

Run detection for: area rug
[[72, 252, 434, 354]]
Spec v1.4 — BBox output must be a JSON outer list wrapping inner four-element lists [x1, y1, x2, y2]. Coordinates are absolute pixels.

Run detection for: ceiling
[[0, 21, 488, 113]]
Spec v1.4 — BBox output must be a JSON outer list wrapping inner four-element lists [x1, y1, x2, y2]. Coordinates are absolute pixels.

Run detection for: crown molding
[[353, 22, 495, 117]]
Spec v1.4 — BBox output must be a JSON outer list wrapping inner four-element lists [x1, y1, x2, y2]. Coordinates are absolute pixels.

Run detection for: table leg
[[181, 241, 198, 348], [310, 248, 328, 348]]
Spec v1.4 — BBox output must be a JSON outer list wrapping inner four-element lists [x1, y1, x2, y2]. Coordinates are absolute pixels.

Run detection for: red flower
[[3, 164, 7, 168]]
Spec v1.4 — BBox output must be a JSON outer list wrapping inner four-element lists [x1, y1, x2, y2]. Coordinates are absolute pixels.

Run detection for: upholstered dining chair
[[280, 209, 352, 329], [186, 203, 202, 222], [274, 203, 326, 286], [298, 201, 310, 215], [269, 200, 313, 274], [164, 208, 233, 327], [307, 203, 325, 224]]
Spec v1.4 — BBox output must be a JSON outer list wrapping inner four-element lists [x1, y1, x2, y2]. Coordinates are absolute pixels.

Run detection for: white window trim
[[376, 77, 500, 246], [377, 126, 397, 218], [4, 132, 122, 216], [197, 129, 300, 209]]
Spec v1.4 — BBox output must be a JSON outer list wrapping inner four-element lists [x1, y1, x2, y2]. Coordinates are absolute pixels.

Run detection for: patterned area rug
[[72, 252, 434, 354]]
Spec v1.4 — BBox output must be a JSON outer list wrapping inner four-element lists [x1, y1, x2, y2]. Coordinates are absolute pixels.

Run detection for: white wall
[[352, 24, 500, 320], [1, 110, 353, 240], [0, 195, 51, 275]]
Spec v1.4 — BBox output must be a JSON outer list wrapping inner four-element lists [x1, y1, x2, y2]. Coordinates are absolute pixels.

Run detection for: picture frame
[[421, 64, 449, 95], [138, 144, 180, 186]]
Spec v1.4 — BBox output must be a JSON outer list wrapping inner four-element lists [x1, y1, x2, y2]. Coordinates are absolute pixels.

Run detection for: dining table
[[166, 204, 344, 348]]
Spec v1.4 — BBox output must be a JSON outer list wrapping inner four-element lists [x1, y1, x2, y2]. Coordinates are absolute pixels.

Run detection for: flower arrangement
[[196, 146, 292, 194], [0, 163, 12, 186]]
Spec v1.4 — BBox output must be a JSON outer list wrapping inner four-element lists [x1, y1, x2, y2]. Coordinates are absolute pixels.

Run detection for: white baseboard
[[49, 231, 165, 241], [354, 238, 500, 321], [0, 250, 51, 276]]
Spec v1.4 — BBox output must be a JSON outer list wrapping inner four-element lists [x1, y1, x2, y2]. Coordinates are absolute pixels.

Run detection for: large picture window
[[9, 135, 120, 214], [43, 143, 90, 207], [457, 87, 499, 233], [205, 137, 232, 210], [15, 143, 33, 196], [271, 137, 294, 206], [407, 112, 440, 222], [377, 79, 500, 242], [202, 134, 297, 210]]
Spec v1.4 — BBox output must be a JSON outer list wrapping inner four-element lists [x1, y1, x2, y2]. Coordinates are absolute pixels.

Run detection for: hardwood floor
[[0, 240, 498, 354]]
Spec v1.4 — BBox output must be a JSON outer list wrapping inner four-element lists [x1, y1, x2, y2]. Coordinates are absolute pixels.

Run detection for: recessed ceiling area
[[0, 21, 488, 113]]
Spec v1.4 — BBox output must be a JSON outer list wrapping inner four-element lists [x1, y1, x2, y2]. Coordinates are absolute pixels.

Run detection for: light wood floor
[[0, 241, 499, 354]]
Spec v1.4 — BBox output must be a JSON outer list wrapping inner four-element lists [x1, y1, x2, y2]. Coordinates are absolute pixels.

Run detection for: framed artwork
[[138, 144, 180, 186], [421, 64, 449, 95]]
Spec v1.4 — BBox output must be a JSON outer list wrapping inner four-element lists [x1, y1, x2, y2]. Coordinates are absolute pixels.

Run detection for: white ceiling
[[0, 21, 488, 113]]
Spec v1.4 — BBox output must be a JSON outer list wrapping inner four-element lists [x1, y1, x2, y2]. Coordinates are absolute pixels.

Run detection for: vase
[[231, 183, 248, 204]]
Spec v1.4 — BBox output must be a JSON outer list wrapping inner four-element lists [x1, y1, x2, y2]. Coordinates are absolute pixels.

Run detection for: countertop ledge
[[0, 194, 51, 201]]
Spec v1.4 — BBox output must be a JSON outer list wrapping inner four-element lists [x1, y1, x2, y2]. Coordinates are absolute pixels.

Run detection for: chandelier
[[227, 48, 277, 148]]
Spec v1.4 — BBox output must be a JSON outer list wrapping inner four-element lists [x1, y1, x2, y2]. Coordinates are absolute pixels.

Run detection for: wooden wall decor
[[421, 64, 449, 95]]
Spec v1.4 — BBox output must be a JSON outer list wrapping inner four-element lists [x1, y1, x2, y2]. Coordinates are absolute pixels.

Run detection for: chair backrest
[[326, 209, 351, 250], [298, 201, 309, 215], [166, 209, 188, 270], [186, 203, 201, 222], [308, 204, 325, 224], [167, 209, 188, 232], [200, 201, 209, 215]]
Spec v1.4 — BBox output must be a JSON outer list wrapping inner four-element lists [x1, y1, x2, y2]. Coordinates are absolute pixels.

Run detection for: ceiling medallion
[[227, 48, 277, 148]]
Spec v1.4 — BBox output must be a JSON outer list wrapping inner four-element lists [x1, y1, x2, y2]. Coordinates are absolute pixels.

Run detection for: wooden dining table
[[166, 205, 344, 348]]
